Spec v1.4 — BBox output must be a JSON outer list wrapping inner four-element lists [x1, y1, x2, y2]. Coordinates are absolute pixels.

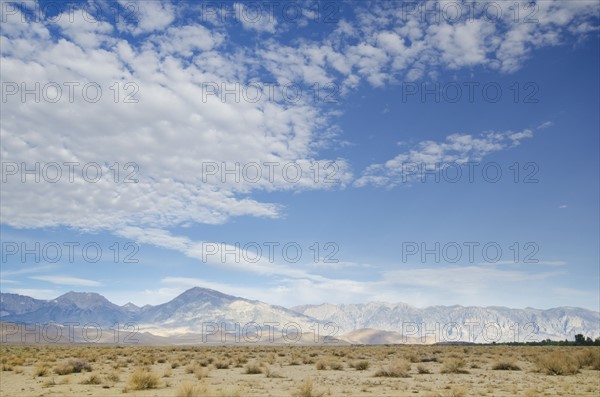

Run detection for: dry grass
[[0, 344, 598, 396], [175, 382, 204, 397], [374, 359, 411, 378], [577, 348, 600, 370], [244, 362, 263, 374], [53, 358, 92, 375], [350, 360, 369, 370], [441, 358, 469, 374], [127, 367, 159, 390], [80, 374, 102, 385], [535, 351, 580, 375], [492, 361, 521, 370], [293, 377, 323, 397]]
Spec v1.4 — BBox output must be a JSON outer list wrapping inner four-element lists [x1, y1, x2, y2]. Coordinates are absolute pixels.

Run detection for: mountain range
[[1, 287, 598, 344]]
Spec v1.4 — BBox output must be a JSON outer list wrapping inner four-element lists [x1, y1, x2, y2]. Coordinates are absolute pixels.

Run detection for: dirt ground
[[1, 344, 599, 396]]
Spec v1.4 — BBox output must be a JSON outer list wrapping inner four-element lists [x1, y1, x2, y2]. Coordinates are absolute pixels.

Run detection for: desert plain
[[0, 344, 599, 397]]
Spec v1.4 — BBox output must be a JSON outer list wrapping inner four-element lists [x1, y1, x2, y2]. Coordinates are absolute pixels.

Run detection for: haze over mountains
[[1, 287, 598, 344]]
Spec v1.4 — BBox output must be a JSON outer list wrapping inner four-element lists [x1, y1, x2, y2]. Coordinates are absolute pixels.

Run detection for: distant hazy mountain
[[0, 288, 325, 342], [292, 302, 600, 343], [1, 291, 130, 325], [2, 288, 598, 344], [135, 287, 322, 338], [0, 293, 46, 317]]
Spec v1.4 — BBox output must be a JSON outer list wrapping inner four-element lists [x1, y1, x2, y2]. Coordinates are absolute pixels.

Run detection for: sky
[[0, 0, 599, 311]]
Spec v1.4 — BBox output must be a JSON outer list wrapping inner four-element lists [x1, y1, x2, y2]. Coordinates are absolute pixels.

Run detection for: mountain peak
[[54, 291, 114, 309], [176, 287, 240, 302]]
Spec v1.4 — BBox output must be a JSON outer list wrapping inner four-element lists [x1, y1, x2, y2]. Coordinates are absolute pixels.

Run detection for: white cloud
[[1, 288, 61, 300], [1, 9, 353, 234], [30, 275, 103, 287], [355, 128, 535, 187], [234, 3, 277, 33], [119, 0, 176, 35]]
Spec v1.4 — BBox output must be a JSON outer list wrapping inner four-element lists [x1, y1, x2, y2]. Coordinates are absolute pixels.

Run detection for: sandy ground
[[1, 344, 599, 396]]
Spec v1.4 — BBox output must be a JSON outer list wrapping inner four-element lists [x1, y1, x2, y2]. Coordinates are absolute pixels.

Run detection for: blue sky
[[1, 0, 599, 310]]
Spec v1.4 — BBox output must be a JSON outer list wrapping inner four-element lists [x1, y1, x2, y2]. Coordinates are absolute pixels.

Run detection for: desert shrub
[[302, 356, 315, 364], [492, 361, 521, 371], [127, 368, 159, 390], [577, 349, 600, 370], [449, 385, 468, 397], [54, 358, 92, 375], [244, 362, 263, 374], [329, 361, 343, 370], [315, 360, 327, 370], [80, 374, 102, 385], [441, 358, 469, 374], [105, 372, 120, 382], [195, 366, 206, 380], [175, 382, 204, 397], [34, 363, 50, 377], [351, 360, 369, 370], [374, 359, 411, 378], [214, 360, 229, 369], [535, 351, 579, 375], [417, 364, 431, 374], [264, 365, 284, 378], [293, 377, 323, 397]]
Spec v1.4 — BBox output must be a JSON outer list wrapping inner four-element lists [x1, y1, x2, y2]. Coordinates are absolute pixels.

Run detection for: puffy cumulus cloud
[[118, 0, 176, 35], [149, 24, 225, 56], [234, 2, 278, 33], [254, 1, 597, 91], [355, 128, 535, 187], [426, 19, 496, 68], [0, 3, 352, 236]]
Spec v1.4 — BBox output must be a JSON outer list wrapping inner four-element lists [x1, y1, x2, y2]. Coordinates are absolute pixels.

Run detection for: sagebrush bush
[[577, 349, 600, 370], [244, 362, 262, 374], [293, 377, 323, 397], [535, 351, 579, 375], [351, 360, 369, 370], [374, 359, 411, 378], [54, 358, 92, 375], [127, 368, 159, 390], [80, 374, 102, 385], [441, 358, 469, 374], [175, 382, 204, 397], [33, 363, 50, 377], [492, 361, 521, 371], [329, 360, 343, 370]]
